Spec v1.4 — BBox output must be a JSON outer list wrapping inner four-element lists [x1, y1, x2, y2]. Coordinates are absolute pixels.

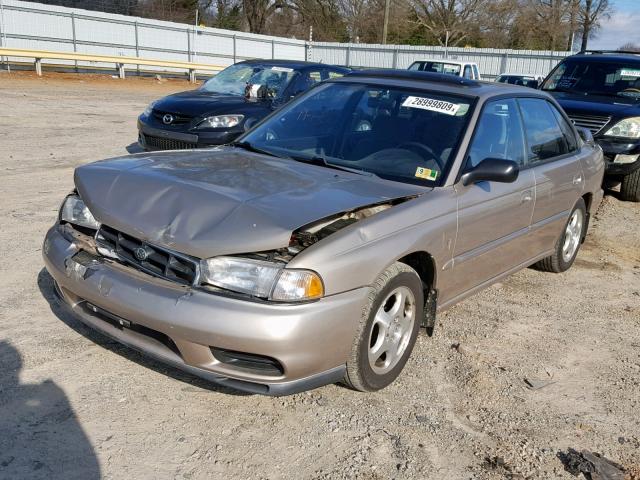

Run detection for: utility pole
[[382, 0, 390, 44]]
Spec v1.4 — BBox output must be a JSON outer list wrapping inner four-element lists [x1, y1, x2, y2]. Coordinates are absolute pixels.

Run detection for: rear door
[[517, 98, 583, 253], [449, 98, 534, 300]]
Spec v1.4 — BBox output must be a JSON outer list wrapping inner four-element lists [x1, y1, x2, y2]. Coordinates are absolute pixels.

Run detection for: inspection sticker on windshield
[[402, 96, 460, 116], [271, 66, 293, 73], [415, 167, 438, 181], [620, 69, 640, 78]]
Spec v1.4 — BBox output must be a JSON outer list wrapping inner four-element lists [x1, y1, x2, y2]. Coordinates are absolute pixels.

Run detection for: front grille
[[96, 225, 200, 285], [568, 114, 611, 135], [152, 109, 193, 125], [143, 134, 196, 150]]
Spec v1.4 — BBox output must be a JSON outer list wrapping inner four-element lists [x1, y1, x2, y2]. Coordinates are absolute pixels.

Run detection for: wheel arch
[[396, 251, 438, 335]]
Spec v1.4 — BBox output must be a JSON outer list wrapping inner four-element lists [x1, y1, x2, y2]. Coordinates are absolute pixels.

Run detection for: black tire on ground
[[620, 168, 640, 202], [343, 262, 424, 392], [534, 198, 586, 273]]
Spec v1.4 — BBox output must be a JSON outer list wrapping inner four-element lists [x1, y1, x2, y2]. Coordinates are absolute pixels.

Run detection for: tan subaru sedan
[[43, 70, 604, 395]]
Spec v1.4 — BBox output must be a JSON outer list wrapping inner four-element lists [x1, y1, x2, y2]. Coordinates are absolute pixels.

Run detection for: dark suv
[[541, 51, 640, 201]]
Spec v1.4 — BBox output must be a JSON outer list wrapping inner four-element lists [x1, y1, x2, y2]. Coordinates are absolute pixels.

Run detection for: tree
[[577, 0, 611, 51], [409, 0, 488, 46], [619, 43, 640, 53], [242, 0, 285, 33]]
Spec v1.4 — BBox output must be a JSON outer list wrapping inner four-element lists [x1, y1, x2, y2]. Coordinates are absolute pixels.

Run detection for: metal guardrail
[[0, 47, 224, 81]]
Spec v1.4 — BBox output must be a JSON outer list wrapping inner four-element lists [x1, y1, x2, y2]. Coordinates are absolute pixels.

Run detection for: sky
[[589, 0, 640, 50]]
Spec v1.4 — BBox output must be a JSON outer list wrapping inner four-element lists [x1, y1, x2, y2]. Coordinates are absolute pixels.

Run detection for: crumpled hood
[[153, 90, 270, 117], [74, 148, 427, 258]]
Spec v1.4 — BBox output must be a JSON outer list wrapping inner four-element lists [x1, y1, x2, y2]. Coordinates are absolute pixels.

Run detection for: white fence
[[0, 0, 572, 78], [310, 42, 572, 79]]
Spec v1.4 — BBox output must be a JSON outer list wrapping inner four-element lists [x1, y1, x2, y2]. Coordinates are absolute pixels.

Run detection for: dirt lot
[[1, 70, 639, 480]]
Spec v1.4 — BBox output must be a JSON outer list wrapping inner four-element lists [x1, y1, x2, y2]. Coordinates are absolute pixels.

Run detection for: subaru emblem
[[134, 247, 148, 261]]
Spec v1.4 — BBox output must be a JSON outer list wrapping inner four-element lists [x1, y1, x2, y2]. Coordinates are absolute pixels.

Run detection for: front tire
[[534, 198, 586, 273], [344, 262, 423, 392], [620, 168, 640, 202]]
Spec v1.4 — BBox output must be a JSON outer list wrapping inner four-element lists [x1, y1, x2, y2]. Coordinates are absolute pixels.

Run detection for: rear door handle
[[573, 174, 583, 186], [521, 190, 533, 203]]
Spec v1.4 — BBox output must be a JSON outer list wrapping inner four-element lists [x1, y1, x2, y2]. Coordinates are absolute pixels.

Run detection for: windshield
[[409, 61, 462, 76], [497, 75, 539, 88], [240, 82, 474, 186], [542, 60, 640, 100], [201, 63, 296, 97]]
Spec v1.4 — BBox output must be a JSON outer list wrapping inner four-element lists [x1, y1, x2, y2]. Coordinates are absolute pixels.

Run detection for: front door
[[447, 98, 534, 302]]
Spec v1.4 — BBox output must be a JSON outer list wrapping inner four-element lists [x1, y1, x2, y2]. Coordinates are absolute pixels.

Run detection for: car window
[[328, 69, 345, 79], [517, 98, 570, 162], [548, 102, 578, 152], [463, 65, 473, 79], [242, 83, 474, 186], [467, 99, 526, 169], [472, 65, 480, 80], [542, 59, 640, 100], [290, 70, 323, 96]]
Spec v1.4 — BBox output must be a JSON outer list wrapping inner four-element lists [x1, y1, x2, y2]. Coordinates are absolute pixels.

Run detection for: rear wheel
[[344, 262, 423, 392], [534, 198, 586, 273], [620, 168, 640, 202]]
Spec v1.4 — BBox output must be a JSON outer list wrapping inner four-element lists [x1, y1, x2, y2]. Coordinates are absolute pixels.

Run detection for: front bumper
[[137, 118, 241, 151], [43, 225, 368, 395], [597, 138, 640, 176]]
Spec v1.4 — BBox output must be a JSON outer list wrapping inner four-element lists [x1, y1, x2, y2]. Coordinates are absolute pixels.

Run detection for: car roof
[[238, 59, 349, 71], [566, 51, 640, 63], [410, 59, 476, 66], [340, 69, 548, 100]]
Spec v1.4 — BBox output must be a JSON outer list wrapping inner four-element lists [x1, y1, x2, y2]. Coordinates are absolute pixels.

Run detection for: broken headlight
[[200, 256, 324, 301], [60, 195, 100, 230]]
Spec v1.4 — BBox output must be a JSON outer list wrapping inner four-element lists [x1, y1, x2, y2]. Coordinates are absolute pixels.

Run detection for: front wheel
[[534, 198, 586, 273], [344, 262, 423, 392], [620, 168, 640, 202]]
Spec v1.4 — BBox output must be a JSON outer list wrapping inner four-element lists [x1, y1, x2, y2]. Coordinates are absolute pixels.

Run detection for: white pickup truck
[[408, 59, 481, 80]]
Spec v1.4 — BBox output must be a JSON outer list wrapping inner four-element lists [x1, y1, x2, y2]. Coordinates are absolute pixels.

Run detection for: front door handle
[[573, 174, 583, 186], [521, 190, 533, 203]]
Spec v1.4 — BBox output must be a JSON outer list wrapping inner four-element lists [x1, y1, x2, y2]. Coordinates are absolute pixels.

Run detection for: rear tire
[[534, 198, 586, 273], [344, 262, 423, 392], [620, 168, 640, 202]]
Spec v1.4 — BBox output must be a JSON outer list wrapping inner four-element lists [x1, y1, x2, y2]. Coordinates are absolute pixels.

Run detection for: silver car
[[43, 70, 605, 395]]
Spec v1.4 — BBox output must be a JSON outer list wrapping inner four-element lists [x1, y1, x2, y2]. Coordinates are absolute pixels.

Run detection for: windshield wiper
[[231, 141, 282, 158], [289, 154, 376, 177]]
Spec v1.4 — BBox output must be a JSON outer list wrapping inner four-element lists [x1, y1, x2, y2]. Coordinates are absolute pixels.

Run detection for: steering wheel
[[396, 142, 443, 170]]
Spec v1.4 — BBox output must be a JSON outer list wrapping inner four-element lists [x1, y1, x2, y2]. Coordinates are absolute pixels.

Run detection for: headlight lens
[[60, 195, 100, 230], [196, 114, 244, 129], [200, 256, 324, 301], [603, 117, 640, 138], [143, 101, 156, 117], [201, 257, 282, 298]]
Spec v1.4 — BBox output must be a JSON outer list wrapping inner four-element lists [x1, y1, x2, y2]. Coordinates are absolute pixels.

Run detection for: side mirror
[[576, 126, 595, 146], [461, 158, 519, 186]]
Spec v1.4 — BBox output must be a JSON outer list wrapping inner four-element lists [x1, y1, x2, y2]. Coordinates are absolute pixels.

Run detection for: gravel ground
[[1, 71, 639, 480]]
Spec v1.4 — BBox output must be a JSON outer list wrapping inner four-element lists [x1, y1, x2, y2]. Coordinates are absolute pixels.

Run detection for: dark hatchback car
[[138, 59, 350, 151], [542, 51, 640, 201]]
